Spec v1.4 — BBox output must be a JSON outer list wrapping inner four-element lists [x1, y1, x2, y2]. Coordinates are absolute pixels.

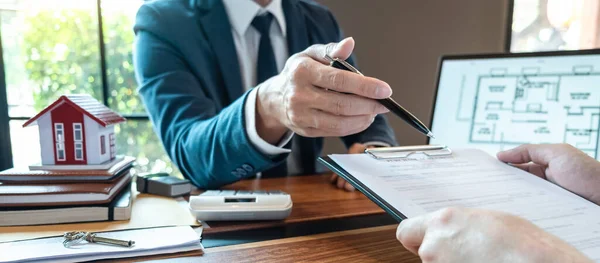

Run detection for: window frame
[[109, 133, 115, 158], [0, 0, 150, 169], [54, 123, 64, 141], [73, 123, 83, 142], [54, 123, 66, 161], [0, 30, 11, 171], [74, 142, 84, 160], [100, 135, 106, 155], [73, 122, 83, 161], [56, 142, 65, 161], [504, 0, 514, 52]]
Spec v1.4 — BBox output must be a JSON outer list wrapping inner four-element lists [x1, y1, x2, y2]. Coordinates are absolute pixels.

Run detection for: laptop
[[428, 49, 600, 159]]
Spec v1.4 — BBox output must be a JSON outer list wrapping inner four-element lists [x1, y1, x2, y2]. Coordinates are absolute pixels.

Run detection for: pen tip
[[427, 132, 435, 139]]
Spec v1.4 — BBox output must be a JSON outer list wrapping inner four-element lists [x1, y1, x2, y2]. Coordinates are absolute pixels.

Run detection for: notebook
[[0, 226, 203, 263], [0, 193, 200, 243], [28, 156, 128, 171], [319, 147, 600, 260], [0, 171, 131, 207], [0, 156, 135, 182], [0, 183, 133, 226]]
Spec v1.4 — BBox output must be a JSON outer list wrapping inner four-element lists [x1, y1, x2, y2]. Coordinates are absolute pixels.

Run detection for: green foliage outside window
[[22, 9, 102, 110], [103, 12, 144, 114], [19, 9, 178, 175]]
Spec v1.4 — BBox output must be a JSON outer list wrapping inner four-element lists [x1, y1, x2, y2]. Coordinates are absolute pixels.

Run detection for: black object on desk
[[136, 172, 192, 197], [325, 54, 434, 138]]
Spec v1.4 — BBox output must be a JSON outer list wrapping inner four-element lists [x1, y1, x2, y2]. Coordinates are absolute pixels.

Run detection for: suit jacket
[[133, 0, 397, 189]]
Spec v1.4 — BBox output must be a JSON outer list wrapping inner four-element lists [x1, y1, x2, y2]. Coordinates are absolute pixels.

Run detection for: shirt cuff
[[362, 141, 391, 148], [244, 87, 294, 156]]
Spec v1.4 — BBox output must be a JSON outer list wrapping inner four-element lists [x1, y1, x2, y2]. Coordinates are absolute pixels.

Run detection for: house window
[[109, 133, 115, 158], [54, 123, 65, 161], [73, 123, 82, 141], [73, 123, 83, 160], [56, 143, 65, 161], [75, 142, 83, 160], [100, 135, 106, 155], [55, 123, 64, 141]]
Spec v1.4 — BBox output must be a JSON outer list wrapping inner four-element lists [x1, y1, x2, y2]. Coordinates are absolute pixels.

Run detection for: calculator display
[[224, 198, 257, 203]]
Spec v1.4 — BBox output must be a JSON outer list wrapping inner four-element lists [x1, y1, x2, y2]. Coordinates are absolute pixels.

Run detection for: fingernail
[[335, 37, 352, 52], [377, 86, 392, 98], [340, 36, 352, 43]]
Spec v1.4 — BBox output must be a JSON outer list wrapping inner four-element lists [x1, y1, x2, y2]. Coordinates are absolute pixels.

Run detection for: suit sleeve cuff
[[245, 87, 294, 156], [363, 141, 391, 148]]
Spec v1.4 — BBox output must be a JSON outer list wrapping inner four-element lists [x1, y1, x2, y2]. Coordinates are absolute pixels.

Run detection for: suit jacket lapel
[[197, 0, 244, 104], [283, 0, 309, 56]]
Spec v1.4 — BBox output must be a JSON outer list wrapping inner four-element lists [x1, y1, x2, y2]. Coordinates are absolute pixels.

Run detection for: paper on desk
[[0, 192, 199, 243], [0, 226, 202, 263], [330, 149, 600, 261]]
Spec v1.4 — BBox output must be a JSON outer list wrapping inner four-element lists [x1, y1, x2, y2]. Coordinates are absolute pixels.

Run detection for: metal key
[[63, 231, 135, 248]]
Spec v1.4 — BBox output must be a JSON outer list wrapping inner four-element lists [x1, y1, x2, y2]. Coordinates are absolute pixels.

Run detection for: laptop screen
[[428, 50, 600, 159]]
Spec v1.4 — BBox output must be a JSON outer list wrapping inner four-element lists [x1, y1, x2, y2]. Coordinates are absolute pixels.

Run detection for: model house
[[23, 94, 126, 165]]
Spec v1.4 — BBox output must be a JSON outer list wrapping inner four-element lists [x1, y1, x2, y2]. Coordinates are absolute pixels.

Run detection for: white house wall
[[37, 113, 55, 165], [84, 116, 114, 164], [97, 125, 114, 163]]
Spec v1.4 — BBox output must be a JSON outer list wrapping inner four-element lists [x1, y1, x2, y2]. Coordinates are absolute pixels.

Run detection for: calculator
[[189, 190, 293, 221]]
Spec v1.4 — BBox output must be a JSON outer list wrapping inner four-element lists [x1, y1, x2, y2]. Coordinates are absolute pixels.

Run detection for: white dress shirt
[[222, 0, 294, 156]]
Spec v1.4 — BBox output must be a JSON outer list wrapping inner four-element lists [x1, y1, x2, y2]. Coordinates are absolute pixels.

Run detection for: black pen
[[324, 54, 434, 138]]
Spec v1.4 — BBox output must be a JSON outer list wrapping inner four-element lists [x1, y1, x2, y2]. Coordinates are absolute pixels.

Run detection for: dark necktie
[[251, 13, 278, 84], [251, 13, 288, 178]]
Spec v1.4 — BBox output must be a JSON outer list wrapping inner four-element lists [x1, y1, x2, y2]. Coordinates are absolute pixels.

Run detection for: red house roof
[[23, 94, 126, 128]]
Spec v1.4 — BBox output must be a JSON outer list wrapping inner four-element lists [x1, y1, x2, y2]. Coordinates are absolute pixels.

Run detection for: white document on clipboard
[[328, 147, 600, 261]]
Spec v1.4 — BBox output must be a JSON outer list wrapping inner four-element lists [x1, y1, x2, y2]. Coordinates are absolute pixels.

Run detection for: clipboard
[[365, 145, 452, 160], [321, 147, 600, 259], [318, 145, 452, 222]]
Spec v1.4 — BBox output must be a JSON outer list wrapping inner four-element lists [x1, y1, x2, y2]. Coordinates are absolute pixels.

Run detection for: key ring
[[63, 231, 87, 248]]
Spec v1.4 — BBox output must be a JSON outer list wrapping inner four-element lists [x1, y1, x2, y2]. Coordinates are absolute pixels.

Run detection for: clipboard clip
[[364, 145, 452, 160]]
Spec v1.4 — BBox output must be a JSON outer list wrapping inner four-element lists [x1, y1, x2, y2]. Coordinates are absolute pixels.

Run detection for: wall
[[84, 115, 113, 164], [37, 113, 54, 165], [317, 0, 510, 154]]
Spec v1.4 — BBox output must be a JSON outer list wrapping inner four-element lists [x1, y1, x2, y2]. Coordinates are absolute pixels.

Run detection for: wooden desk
[[19, 174, 398, 262], [202, 174, 386, 234], [136, 225, 420, 263]]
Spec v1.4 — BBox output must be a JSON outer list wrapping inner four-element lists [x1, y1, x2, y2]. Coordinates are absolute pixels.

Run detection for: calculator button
[[252, 190, 267, 195], [218, 190, 236, 196], [202, 190, 221, 196], [235, 190, 253, 195]]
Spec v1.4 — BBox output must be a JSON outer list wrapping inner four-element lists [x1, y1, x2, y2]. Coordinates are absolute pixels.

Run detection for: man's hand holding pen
[[254, 37, 392, 144]]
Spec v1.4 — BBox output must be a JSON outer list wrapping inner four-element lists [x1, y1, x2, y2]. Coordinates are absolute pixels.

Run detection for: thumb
[[329, 37, 355, 60], [497, 144, 555, 166], [396, 213, 434, 255], [303, 37, 355, 63]]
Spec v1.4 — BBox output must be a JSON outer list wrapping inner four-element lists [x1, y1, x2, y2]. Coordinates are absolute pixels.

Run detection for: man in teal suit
[[134, 0, 397, 189]]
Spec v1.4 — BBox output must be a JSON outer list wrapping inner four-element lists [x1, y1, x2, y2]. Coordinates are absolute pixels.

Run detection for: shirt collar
[[222, 0, 286, 37]]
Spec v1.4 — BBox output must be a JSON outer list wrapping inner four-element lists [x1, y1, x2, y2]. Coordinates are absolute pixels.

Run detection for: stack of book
[[0, 157, 135, 226]]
